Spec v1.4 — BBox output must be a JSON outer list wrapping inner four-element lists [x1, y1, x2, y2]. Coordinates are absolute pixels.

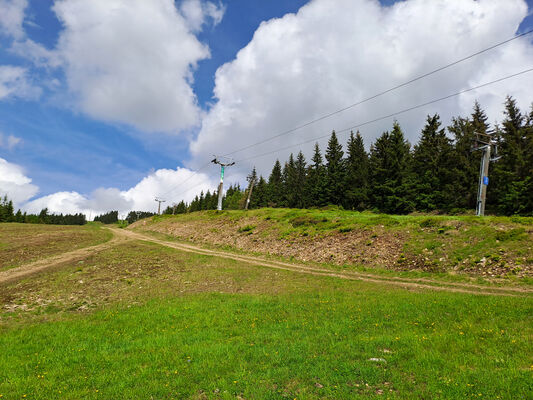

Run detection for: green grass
[[0, 240, 531, 399]]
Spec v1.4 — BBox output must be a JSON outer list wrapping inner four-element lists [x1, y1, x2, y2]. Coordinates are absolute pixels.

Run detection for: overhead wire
[[162, 29, 533, 203], [235, 67, 533, 163], [222, 28, 533, 157]]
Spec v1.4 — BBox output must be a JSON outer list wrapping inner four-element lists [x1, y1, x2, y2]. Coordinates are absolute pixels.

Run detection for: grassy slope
[[132, 208, 533, 283], [0, 239, 531, 399], [0, 223, 112, 271]]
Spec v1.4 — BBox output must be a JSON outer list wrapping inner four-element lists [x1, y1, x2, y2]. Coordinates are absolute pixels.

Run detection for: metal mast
[[211, 156, 235, 211], [155, 198, 166, 215], [472, 130, 500, 216]]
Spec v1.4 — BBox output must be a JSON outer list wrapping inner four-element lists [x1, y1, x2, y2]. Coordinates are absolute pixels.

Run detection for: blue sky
[[1, 0, 532, 215], [0, 0, 313, 197]]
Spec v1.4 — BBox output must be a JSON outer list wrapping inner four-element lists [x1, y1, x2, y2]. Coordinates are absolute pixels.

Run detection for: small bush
[[290, 216, 327, 227], [339, 227, 353, 233], [238, 225, 255, 233], [495, 228, 526, 241], [419, 217, 440, 228]]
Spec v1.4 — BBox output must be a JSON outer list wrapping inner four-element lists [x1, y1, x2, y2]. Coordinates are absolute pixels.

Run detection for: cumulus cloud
[[0, 158, 38, 207], [180, 0, 226, 32], [52, 0, 212, 133], [22, 167, 215, 218], [190, 0, 533, 180], [0, 0, 27, 39], [0, 65, 41, 100]]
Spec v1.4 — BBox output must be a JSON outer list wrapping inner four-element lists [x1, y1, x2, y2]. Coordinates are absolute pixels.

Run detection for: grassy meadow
[[0, 228, 532, 399]]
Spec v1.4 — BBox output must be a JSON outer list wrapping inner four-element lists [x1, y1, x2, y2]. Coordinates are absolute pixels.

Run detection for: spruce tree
[[294, 151, 308, 208], [305, 143, 327, 207], [369, 122, 413, 214], [324, 131, 345, 206], [410, 114, 456, 211], [268, 160, 283, 207], [283, 154, 297, 207], [250, 176, 268, 209], [344, 131, 369, 210], [448, 102, 490, 211], [491, 96, 530, 214]]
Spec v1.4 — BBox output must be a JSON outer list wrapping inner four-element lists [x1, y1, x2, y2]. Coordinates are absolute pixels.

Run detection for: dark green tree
[[250, 176, 268, 209], [344, 131, 369, 210], [491, 96, 531, 214], [324, 131, 345, 205], [305, 143, 328, 207], [448, 102, 490, 210], [267, 160, 284, 207], [410, 114, 456, 211], [369, 122, 413, 214], [283, 154, 298, 207]]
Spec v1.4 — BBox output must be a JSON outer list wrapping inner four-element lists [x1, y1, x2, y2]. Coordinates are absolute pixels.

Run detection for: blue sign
[[483, 176, 489, 185]]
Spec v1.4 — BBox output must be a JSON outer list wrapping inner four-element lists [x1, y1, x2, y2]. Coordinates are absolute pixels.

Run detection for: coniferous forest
[[174, 97, 533, 216], [0, 197, 86, 225]]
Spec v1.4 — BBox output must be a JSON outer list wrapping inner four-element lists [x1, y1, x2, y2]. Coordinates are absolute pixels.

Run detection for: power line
[[235, 67, 533, 163], [156, 161, 211, 199], [165, 67, 532, 203], [222, 29, 533, 158]]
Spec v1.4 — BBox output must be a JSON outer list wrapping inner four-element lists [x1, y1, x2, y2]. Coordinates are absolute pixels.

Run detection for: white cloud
[[0, 0, 27, 39], [190, 0, 533, 180], [180, 0, 226, 32], [0, 65, 41, 100], [52, 0, 212, 133], [10, 39, 62, 68], [0, 158, 38, 207], [0, 133, 22, 150], [22, 167, 215, 218]]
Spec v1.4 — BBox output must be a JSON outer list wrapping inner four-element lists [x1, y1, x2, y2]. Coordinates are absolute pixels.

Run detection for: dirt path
[[0, 230, 133, 285], [2, 226, 530, 297], [116, 228, 532, 297]]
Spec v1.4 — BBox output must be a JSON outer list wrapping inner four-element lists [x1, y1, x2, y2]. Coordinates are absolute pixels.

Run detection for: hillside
[[0, 220, 531, 398], [131, 208, 533, 281]]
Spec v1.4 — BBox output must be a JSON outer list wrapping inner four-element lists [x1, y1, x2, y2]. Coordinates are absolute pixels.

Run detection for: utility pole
[[245, 179, 255, 210], [155, 198, 166, 215], [211, 156, 235, 211], [472, 130, 500, 216]]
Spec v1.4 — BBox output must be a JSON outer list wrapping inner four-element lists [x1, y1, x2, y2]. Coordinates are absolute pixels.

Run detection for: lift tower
[[472, 130, 500, 216], [211, 156, 235, 211]]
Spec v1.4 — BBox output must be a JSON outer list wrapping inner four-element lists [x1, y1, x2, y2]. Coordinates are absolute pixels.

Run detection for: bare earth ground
[[131, 217, 406, 267], [129, 215, 533, 277], [2, 227, 530, 298], [0, 223, 112, 271], [0, 230, 131, 285]]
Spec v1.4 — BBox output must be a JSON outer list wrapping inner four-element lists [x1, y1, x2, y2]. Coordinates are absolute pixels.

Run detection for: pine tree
[[448, 102, 490, 211], [294, 151, 307, 208], [306, 143, 327, 207], [15, 209, 23, 223], [344, 131, 369, 210], [283, 154, 298, 207], [369, 122, 413, 214], [491, 96, 530, 214], [268, 160, 283, 207], [324, 131, 345, 206], [250, 176, 268, 209], [410, 114, 456, 211]]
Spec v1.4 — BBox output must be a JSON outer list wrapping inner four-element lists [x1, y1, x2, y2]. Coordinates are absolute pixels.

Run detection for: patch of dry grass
[[0, 223, 112, 271]]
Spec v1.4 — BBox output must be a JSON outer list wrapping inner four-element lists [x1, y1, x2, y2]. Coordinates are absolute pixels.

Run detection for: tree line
[[169, 97, 532, 216], [0, 197, 86, 225]]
